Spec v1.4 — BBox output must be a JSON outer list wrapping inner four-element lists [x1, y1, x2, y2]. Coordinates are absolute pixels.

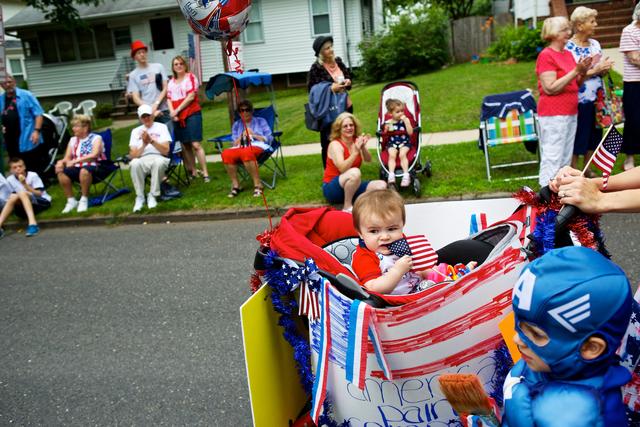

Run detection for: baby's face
[[358, 211, 404, 255], [514, 321, 551, 372], [391, 107, 404, 122]]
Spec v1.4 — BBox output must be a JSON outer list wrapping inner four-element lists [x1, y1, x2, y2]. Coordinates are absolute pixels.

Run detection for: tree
[[431, 0, 475, 20], [24, 0, 103, 27]]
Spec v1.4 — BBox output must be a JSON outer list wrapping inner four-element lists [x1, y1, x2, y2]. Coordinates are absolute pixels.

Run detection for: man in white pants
[[129, 104, 171, 212]]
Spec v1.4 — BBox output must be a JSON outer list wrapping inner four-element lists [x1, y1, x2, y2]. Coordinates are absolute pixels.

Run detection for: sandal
[[253, 186, 264, 197], [228, 187, 242, 198]]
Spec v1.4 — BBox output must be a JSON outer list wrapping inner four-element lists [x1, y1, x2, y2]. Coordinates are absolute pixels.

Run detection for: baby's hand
[[395, 255, 413, 274]]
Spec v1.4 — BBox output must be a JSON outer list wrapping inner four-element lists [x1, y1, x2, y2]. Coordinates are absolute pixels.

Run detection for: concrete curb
[[6, 192, 514, 230]]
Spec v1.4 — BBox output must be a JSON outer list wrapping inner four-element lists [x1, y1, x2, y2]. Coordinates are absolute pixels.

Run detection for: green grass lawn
[[107, 61, 539, 156], [36, 141, 543, 221]]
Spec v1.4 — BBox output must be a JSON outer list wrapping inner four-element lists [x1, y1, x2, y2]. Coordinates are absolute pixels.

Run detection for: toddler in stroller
[[382, 98, 414, 188]]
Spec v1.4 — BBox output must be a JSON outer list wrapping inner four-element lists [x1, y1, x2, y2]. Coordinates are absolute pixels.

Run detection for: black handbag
[[304, 103, 321, 132]]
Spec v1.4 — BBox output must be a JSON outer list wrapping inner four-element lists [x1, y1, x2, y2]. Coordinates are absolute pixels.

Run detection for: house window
[[112, 27, 132, 47], [310, 0, 331, 35], [243, 0, 264, 43], [8, 58, 24, 77], [37, 25, 115, 64], [150, 18, 174, 50]]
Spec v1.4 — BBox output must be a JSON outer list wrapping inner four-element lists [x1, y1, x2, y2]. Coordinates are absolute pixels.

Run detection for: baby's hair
[[8, 157, 25, 166], [385, 98, 404, 113], [353, 189, 405, 231]]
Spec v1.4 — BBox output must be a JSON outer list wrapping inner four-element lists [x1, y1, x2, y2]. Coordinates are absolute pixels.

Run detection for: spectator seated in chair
[[128, 104, 171, 212], [221, 99, 271, 198], [56, 114, 108, 213]]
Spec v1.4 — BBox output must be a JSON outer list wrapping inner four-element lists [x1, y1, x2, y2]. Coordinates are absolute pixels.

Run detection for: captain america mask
[[512, 246, 632, 379]]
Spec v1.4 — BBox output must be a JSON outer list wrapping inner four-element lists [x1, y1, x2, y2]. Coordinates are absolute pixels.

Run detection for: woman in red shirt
[[321, 112, 386, 212], [536, 16, 592, 186]]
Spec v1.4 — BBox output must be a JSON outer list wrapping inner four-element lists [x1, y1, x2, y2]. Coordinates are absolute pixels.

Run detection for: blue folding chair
[[88, 129, 130, 206], [165, 138, 191, 187], [209, 105, 286, 189]]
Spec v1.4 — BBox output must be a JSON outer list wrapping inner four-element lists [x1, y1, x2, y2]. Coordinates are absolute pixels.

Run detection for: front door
[[149, 17, 176, 69]]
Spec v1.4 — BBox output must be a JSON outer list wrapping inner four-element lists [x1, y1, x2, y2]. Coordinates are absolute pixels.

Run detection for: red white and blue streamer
[[311, 280, 332, 424]]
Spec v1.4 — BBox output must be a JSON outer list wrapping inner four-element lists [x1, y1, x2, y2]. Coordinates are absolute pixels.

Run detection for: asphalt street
[[0, 213, 638, 426]]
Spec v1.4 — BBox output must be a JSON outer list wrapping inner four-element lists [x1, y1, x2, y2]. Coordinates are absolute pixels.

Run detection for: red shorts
[[221, 146, 264, 165]]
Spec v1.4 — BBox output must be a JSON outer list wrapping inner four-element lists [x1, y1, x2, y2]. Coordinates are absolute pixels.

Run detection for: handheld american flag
[[387, 235, 438, 272], [590, 125, 624, 189]]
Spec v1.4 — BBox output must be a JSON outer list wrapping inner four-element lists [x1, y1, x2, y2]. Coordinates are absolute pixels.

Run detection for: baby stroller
[[376, 81, 431, 196], [39, 113, 70, 184]]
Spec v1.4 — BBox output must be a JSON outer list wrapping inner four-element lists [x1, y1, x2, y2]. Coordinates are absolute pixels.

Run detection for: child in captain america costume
[[502, 246, 633, 427]]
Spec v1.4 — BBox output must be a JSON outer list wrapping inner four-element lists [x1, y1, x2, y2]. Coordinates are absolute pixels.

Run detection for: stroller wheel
[[422, 160, 432, 178], [413, 177, 422, 196]]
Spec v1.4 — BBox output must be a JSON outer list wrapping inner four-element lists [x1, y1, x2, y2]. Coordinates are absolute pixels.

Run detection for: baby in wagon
[[383, 98, 414, 188], [351, 189, 437, 294]]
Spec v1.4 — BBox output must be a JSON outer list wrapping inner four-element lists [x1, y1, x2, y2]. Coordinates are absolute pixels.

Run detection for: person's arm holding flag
[[552, 165, 640, 213]]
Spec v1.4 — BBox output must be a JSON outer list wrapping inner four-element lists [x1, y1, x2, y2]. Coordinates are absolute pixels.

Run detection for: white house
[[4, 0, 384, 102], [2, 0, 28, 85]]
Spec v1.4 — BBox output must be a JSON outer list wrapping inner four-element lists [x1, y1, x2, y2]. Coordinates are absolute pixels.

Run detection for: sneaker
[[133, 196, 145, 212], [61, 198, 78, 214], [25, 224, 39, 237], [77, 198, 88, 213], [0, 227, 4, 239], [147, 194, 158, 209], [400, 173, 411, 187], [203, 176, 211, 183], [387, 175, 396, 184]]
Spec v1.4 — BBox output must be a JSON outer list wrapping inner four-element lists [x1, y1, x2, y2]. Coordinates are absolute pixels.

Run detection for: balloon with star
[[177, 0, 252, 41]]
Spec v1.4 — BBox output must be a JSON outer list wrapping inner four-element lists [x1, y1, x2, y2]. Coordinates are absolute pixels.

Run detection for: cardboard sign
[[240, 285, 308, 427]]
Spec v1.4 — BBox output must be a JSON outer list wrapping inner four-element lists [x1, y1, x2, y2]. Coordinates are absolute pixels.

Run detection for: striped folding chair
[[479, 90, 540, 181]]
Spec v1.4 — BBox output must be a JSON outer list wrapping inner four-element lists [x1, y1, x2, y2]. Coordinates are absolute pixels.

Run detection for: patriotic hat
[[512, 246, 632, 379], [130, 40, 148, 58]]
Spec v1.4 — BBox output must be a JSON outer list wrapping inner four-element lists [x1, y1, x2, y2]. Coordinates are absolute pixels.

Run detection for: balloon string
[[225, 42, 273, 231]]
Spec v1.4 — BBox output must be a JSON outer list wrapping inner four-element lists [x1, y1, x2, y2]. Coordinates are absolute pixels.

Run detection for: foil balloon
[[177, 0, 252, 41]]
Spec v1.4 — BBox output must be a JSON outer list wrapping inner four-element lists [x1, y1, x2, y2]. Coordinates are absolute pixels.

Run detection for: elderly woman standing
[[308, 36, 353, 168], [322, 112, 386, 212], [566, 7, 614, 175], [536, 16, 592, 186], [620, 3, 640, 171], [55, 115, 105, 213]]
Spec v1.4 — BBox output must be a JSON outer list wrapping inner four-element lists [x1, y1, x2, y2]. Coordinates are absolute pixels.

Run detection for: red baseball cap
[[130, 40, 148, 58]]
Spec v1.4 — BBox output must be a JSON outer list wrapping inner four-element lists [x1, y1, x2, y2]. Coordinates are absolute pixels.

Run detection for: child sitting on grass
[[0, 157, 51, 239], [351, 189, 437, 294], [383, 98, 413, 188], [503, 246, 632, 426]]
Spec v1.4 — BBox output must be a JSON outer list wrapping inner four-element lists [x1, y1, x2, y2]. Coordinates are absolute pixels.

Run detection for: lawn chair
[[206, 71, 286, 190], [48, 101, 73, 118], [72, 100, 98, 125], [479, 90, 540, 181], [165, 140, 191, 187], [87, 129, 130, 207]]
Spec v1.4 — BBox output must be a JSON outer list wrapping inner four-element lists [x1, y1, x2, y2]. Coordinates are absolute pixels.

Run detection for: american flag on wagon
[[591, 125, 624, 189], [387, 235, 438, 272]]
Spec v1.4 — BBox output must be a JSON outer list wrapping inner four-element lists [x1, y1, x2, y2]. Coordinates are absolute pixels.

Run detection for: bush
[[94, 103, 114, 119], [357, 7, 450, 83], [487, 24, 544, 61]]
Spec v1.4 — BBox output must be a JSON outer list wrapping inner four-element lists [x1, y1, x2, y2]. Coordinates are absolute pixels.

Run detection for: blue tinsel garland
[[263, 250, 345, 426], [531, 209, 558, 256], [489, 343, 514, 407]]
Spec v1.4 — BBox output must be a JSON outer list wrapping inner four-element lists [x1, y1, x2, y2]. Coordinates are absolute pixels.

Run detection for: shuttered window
[[243, 0, 264, 43], [310, 0, 331, 36]]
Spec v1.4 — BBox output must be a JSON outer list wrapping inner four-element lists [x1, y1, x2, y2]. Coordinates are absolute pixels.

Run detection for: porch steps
[[111, 91, 137, 121]]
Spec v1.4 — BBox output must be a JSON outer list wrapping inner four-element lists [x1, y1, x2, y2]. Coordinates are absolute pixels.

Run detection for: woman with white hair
[[566, 6, 614, 176], [619, 3, 640, 171], [535, 16, 592, 186], [307, 36, 353, 169]]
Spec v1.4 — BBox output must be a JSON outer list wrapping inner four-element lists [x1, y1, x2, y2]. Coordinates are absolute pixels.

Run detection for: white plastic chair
[[48, 101, 73, 117], [72, 99, 98, 121]]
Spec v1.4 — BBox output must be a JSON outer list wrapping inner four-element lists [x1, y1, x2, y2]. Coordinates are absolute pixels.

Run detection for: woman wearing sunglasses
[[221, 99, 272, 197]]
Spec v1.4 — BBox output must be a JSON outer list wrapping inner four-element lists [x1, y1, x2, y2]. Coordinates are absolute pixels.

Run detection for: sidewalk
[[204, 128, 478, 162]]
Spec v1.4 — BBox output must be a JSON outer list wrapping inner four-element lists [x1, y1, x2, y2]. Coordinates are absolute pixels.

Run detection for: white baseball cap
[[137, 104, 153, 118]]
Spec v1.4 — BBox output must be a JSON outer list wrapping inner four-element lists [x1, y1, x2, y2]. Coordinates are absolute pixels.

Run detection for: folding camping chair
[[209, 105, 286, 190], [479, 90, 540, 181], [88, 129, 130, 206], [165, 140, 191, 187]]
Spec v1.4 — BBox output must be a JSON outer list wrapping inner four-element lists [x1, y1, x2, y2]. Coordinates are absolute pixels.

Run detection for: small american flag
[[387, 235, 438, 273], [187, 33, 202, 83], [591, 125, 624, 189]]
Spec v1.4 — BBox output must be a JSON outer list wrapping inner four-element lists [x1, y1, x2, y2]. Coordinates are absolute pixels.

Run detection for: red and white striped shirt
[[620, 23, 640, 82]]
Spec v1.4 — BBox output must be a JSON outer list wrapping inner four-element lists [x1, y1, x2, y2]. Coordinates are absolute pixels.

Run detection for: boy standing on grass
[[0, 157, 51, 238]]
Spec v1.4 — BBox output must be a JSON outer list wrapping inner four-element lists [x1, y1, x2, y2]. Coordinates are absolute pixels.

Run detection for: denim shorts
[[174, 111, 203, 144], [322, 175, 369, 204], [63, 165, 110, 182]]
